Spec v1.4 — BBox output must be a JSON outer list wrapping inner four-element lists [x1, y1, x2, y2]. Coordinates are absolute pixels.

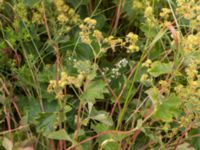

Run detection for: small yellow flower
[[145, 6, 153, 18], [160, 8, 171, 19], [57, 13, 68, 23], [140, 74, 149, 83], [56, 90, 64, 100], [93, 30, 103, 42], [84, 17, 97, 26], [142, 59, 152, 67], [126, 32, 138, 43], [127, 45, 139, 53], [132, 1, 143, 9], [174, 84, 183, 93]]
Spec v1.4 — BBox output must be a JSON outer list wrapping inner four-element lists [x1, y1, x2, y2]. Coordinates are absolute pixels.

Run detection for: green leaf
[[141, 24, 158, 39], [91, 123, 126, 150], [148, 61, 173, 77], [36, 112, 59, 134], [64, 105, 72, 113], [76, 44, 94, 60], [81, 80, 108, 103], [100, 140, 120, 150], [91, 111, 113, 126], [93, 14, 107, 29], [92, 123, 110, 133], [149, 43, 163, 60], [189, 128, 200, 150], [47, 129, 71, 141], [153, 94, 181, 122]]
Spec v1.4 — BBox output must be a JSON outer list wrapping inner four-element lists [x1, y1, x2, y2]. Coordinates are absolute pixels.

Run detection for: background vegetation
[[0, 0, 200, 149]]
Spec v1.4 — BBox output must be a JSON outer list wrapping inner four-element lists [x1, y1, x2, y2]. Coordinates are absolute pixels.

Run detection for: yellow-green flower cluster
[[140, 74, 148, 83], [132, 1, 144, 9], [142, 59, 152, 67], [140, 73, 153, 86], [14, 2, 27, 22], [60, 72, 85, 88], [79, 17, 97, 44], [54, 0, 80, 32], [13, 2, 28, 29], [126, 32, 139, 53], [176, 0, 196, 20], [93, 30, 104, 43], [47, 72, 85, 100], [103, 36, 124, 52], [183, 32, 200, 54], [140, 59, 154, 86], [32, 3, 44, 25], [180, 114, 195, 128], [79, 19, 140, 54], [174, 60, 200, 116], [144, 6, 158, 28], [176, 0, 200, 28], [185, 61, 198, 80], [47, 80, 57, 93], [159, 8, 171, 20], [159, 80, 170, 94]]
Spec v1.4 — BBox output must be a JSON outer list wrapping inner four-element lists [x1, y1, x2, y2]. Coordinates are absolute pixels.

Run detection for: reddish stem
[[111, 0, 123, 34], [50, 140, 55, 150], [173, 123, 192, 150], [98, 68, 121, 113], [4, 107, 11, 132], [66, 128, 137, 150], [59, 140, 63, 150], [12, 96, 22, 119]]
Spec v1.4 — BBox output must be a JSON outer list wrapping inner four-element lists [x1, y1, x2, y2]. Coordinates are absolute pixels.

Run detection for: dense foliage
[[0, 0, 200, 149]]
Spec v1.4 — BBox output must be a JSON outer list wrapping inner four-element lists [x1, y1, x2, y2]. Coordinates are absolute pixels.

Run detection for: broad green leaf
[[47, 129, 71, 141], [92, 123, 110, 133], [36, 112, 59, 134], [81, 80, 108, 103], [76, 44, 94, 60], [94, 14, 107, 29], [189, 129, 200, 150], [149, 43, 163, 60], [146, 88, 181, 122], [91, 111, 113, 126], [91, 123, 126, 150], [141, 24, 158, 38], [100, 139, 120, 150], [153, 94, 181, 122], [148, 61, 173, 77], [64, 105, 72, 113]]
